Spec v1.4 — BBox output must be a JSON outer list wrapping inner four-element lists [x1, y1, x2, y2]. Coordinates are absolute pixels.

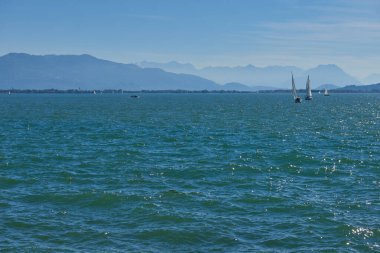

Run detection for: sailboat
[[305, 75, 312, 100], [324, 88, 329, 96], [292, 73, 301, 103]]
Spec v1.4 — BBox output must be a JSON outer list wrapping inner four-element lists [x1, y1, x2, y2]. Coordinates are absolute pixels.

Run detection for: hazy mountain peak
[[312, 64, 342, 71], [317, 63, 338, 67], [303, 64, 358, 87], [77, 54, 97, 59], [139, 60, 197, 74], [3, 52, 98, 61], [362, 73, 380, 85]]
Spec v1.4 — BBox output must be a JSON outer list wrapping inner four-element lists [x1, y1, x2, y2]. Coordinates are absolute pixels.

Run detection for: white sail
[[324, 89, 328, 95], [291, 74, 297, 99], [306, 75, 312, 97]]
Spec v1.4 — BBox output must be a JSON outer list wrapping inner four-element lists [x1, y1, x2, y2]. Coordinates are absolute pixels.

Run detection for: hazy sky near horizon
[[0, 0, 379, 78]]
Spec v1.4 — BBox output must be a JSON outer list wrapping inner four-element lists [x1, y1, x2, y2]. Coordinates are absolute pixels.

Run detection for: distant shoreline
[[1, 89, 379, 94]]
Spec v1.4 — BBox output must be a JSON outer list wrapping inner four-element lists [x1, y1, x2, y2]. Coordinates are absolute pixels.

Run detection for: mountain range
[[0, 53, 378, 91], [0, 53, 220, 90], [138, 61, 362, 89]]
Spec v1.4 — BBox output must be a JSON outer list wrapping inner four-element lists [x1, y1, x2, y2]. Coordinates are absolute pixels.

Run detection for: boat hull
[[295, 97, 302, 103], [305, 96, 312, 100]]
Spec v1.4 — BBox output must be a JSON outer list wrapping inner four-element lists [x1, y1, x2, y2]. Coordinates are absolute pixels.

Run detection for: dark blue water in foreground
[[0, 93, 379, 252]]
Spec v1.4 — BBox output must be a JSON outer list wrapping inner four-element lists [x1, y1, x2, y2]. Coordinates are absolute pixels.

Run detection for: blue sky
[[0, 0, 379, 78]]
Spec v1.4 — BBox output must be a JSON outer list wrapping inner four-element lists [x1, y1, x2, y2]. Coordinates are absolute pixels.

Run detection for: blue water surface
[[0, 93, 379, 252]]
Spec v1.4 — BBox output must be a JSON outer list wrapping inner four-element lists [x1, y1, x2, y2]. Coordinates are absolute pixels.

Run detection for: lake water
[[0, 93, 379, 252]]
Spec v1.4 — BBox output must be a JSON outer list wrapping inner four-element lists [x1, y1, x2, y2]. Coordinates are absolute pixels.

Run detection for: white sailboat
[[324, 88, 329, 96], [305, 75, 312, 100], [291, 73, 301, 103]]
